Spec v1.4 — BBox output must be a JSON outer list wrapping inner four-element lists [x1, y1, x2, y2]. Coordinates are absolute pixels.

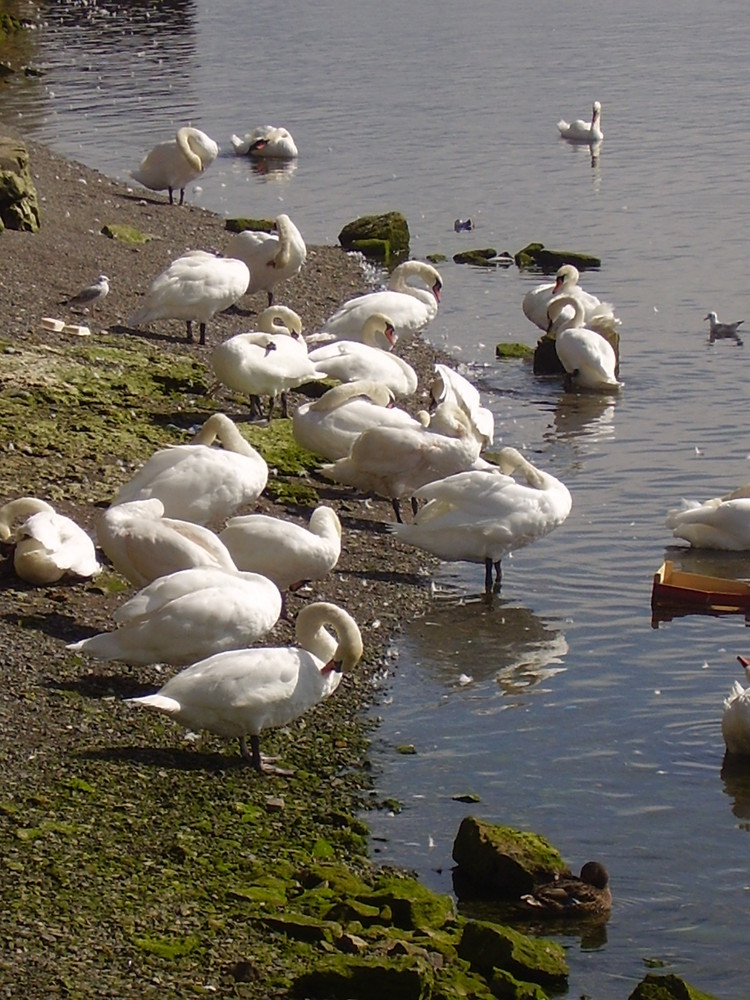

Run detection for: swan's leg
[[493, 560, 502, 592], [485, 558, 502, 593], [267, 395, 276, 421], [199, 322, 207, 346], [240, 734, 263, 771], [248, 395, 264, 420], [392, 498, 404, 524], [168, 186, 175, 205], [185, 320, 194, 343], [280, 392, 289, 419], [267, 290, 274, 307], [178, 187, 186, 206], [410, 496, 419, 517]]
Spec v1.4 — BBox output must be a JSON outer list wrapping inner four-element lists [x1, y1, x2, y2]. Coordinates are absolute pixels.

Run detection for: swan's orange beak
[[553, 275, 564, 293], [738, 656, 750, 668], [432, 280, 442, 303], [385, 323, 397, 346]]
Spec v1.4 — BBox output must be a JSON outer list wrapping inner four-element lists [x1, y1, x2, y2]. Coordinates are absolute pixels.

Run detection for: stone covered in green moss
[[338, 212, 410, 262], [452, 817, 568, 898], [453, 248, 499, 266], [100, 223, 154, 245], [458, 919, 568, 991], [496, 343, 534, 360], [360, 875, 456, 931], [627, 973, 720, 1000], [224, 216, 275, 233], [291, 953, 433, 1000], [514, 242, 601, 272]]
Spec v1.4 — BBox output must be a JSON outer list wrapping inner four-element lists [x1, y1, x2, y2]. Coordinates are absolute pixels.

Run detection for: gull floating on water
[[64, 274, 109, 315], [705, 311, 743, 345]]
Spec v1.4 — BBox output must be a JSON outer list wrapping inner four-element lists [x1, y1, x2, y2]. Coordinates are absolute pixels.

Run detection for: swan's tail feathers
[[127, 305, 150, 329], [126, 693, 181, 715], [230, 133, 251, 155], [724, 680, 747, 708], [665, 499, 700, 528], [557, 120, 571, 134], [588, 303, 622, 336]]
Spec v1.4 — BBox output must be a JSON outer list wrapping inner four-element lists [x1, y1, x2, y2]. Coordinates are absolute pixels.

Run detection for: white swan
[[429, 363, 494, 447], [211, 307, 322, 419], [321, 400, 484, 522], [665, 482, 750, 550], [126, 601, 363, 771], [130, 126, 219, 205], [96, 498, 238, 588], [522, 264, 621, 338], [308, 314, 417, 399], [723, 657, 750, 756], [547, 295, 622, 391], [0, 497, 100, 585], [319, 260, 443, 341], [557, 101, 603, 143], [219, 505, 342, 590], [111, 413, 268, 525], [230, 126, 298, 159], [225, 214, 307, 307], [392, 447, 572, 592], [128, 250, 250, 345], [67, 566, 281, 667], [292, 380, 422, 461]]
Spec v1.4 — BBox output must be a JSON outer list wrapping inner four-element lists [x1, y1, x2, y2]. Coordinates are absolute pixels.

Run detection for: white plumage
[[557, 101, 603, 143], [128, 250, 250, 345], [429, 363, 494, 447], [722, 657, 750, 756], [522, 263, 620, 339], [230, 126, 298, 159], [130, 126, 218, 205], [126, 601, 363, 770], [112, 413, 268, 525], [547, 294, 621, 391], [0, 497, 99, 585], [309, 314, 417, 399], [225, 214, 306, 307], [665, 483, 750, 550]]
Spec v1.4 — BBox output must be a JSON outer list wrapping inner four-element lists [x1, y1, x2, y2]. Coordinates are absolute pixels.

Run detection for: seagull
[[64, 275, 109, 316], [705, 311, 743, 346]]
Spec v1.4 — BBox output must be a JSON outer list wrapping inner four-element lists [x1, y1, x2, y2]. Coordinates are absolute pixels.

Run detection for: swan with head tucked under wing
[[665, 482, 750, 550], [392, 446, 572, 592], [126, 600, 363, 772], [96, 498, 238, 588], [128, 250, 250, 346], [308, 314, 417, 399], [230, 126, 298, 159], [547, 294, 622, 392], [130, 126, 218, 205], [557, 101, 603, 144], [225, 214, 307, 307], [0, 497, 100, 585], [220, 505, 342, 591], [292, 380, 423, 461], [210, 306, 322, 419], [112, 413, 267, 525], [319, 260, 443, 342], [66, 566, 281, 667], [523, 263, 621, 339], [429, 363, 494, 447], [321, 399, 484, 523]]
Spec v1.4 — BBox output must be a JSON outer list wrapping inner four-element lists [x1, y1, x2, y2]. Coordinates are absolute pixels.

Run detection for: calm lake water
[[3, 1, 750, 996]]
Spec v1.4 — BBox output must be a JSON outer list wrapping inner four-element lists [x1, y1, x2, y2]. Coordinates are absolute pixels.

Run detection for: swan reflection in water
[[720, 754, 750, 828], [249, 157, 299, 181], [548, 392, 616, 448]]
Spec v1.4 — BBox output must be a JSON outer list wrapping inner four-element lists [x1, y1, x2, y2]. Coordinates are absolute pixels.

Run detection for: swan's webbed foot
[[240, 735, 295, 776], [248, 395, 265, 421]]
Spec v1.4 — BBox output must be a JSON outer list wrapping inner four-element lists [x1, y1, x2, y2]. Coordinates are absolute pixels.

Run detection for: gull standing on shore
[[64, 274, 109, 316]]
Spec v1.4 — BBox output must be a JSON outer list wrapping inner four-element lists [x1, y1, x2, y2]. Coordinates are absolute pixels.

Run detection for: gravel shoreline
[[0, 133, 455, 995]]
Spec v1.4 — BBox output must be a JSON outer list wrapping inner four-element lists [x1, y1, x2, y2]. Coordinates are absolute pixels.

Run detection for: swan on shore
[[392, 447, 572, 592], [112, 413, 268, 525], [96, 498, 238, 588], [319, 260, 443, 341], [665, 482, 750, 550], [557, 101, 603, 143], [67, 566, 281, 666], [225, 214, 307, 307], [219, 505, 342, 591], [429, 363, 494, 447], [0, 497, 100, 585], [523, 263, 620, 339], [126, 601, 363, 771], [547, 295, 622, 391], [230, 126, 298, 159], [128, 250, 250, 346], [130, 126, 218, 205]]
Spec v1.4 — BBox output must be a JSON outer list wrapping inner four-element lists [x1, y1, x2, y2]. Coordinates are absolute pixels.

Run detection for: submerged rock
[[338, 211, 410, 262], [627, 973, 720, 1000], [515, 241, 601, 272]]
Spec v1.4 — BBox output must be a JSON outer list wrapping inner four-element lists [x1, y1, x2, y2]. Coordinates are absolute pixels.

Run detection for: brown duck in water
[[519, 861, 611, 918]]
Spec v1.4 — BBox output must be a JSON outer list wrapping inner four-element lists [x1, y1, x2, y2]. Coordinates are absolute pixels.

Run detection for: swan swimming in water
[[66, 566, 281, 667], [96, 498, 238, 588], [523, 263, 621, 339], [392, 447, 572, 592], [128, 250, 250, 345], [292, 380, 422, 461], [230, 126, 298, 159], [547, 295, 622, 392], [219, 505, 342, 591], [723, 656, 750, 756], [225, 214, 307, 307], [319, 260, 443, 341], [0, 497, 100, 585], [665, 482, 750, 550], [111, 413, 268, 525], [557, 101, 603, 144], [126, 601, 363, 771], [130, 126, 218, 205]]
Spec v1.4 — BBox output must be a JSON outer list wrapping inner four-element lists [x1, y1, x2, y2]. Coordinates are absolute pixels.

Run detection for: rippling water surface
[[3, 1, 750, 995]]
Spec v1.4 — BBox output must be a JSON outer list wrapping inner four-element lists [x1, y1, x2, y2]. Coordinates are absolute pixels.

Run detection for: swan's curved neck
[[0, 497, 55, 540], [295, 602, 363, 670], [309, 381, 390, 412], [175, 127, 204, 173], [498, 448, 550, 490], [547, 293, 585, 333], [191, 414, 257, 457], [272, 216, 293, 269], [257, 305, 303, 338]]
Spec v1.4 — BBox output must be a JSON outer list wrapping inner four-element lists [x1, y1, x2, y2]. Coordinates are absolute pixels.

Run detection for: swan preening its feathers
[[393, 447, 572, 592], [0, 497, 100, 585], [546, 294, 622, 392], [225, 214, 307, 307], [127, 601, 363, 771], [523, 264, 621, 340], [130, 127, 218, 205], [230, 126, 298, 159], [128, 250, 250, 345], [665, 482, 750, 550], [723, 657, 750, 756], [557, 101, 603, 144]]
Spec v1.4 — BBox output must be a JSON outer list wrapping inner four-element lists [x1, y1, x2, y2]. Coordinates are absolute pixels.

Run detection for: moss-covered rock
[[452, 817, 568, 898], [453, 248, 498, 266], [514, 242, 601, 273], [360, 875, 456, 931], [291, 953, 434, 999], [458, 919, 568, 991], [100, 223, 154, 245], [338, 212, 410, 262], [489, 968, 550, 1000], [496, 343, 534, 360], [0, 136, 40, 232], [224, 216, 276, 233], [627, 973, 720, 1000]]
